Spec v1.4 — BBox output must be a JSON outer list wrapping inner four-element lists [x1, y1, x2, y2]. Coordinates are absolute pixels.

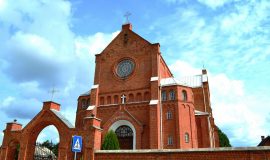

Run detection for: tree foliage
[[102, 130, 120, 150], [217, 127, 232, 147]]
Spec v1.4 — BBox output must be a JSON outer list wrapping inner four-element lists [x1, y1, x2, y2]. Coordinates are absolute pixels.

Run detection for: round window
[[116, 59, 135, 78]]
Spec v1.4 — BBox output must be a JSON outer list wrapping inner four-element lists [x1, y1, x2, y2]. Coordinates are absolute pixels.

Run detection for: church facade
[[0, 23, 219, 160], [76, 23, 219, 149]]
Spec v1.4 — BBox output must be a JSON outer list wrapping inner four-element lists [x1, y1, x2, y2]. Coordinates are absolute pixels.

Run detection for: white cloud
[[0, 0, 6, 11], [169, 60, 201, 77], [197, 0, 234, 9], [75, 31, 120, 57], [0, 97, 41, 119], [210, 73, 244, 97], [7, 31, 55, 57], [1, 96, 15, 108]]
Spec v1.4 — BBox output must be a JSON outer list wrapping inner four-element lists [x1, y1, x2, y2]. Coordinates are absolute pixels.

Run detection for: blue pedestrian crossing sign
[[72, 135, 82, 152]]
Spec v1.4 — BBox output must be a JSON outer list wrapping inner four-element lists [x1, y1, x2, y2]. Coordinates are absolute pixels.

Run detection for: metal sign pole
[[74, 152, 77, 160]]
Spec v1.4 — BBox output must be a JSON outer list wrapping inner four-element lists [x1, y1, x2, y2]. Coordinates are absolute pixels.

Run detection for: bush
[[102, 130, 120, 150], [217, 127, 232, 147]]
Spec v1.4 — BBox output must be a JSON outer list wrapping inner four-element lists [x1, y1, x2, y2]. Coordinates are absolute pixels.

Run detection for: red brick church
[[0, 23, 219, 159]]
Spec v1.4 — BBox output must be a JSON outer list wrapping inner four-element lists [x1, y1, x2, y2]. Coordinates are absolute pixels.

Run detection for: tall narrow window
[[169, 90, 175, 100], [168, 136, 173, 145], [81, 99, 87, 109], [114, 95, 119, 104], [128, 93, 134, 102], [182, 90, 187, 102], [185, 133, 189, 143], [136, 93, 142, 101], [107, 96, 111, 104], [100, 97, 104, 105], [161, 91, 167, 101], [166, 110, 173, 119]]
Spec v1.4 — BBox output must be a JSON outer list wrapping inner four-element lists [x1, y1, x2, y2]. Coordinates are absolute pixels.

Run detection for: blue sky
[[0, 0, 269, 147]]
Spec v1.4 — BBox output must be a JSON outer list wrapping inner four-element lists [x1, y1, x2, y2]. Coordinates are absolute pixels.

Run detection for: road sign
[[72, 135, 82, 152]]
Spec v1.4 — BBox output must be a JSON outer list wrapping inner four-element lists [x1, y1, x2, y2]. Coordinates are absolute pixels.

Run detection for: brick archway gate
[[0, 102, 75, 160], [19, 102, 74, 160], [21, 121, 70, 159], [1, 101, 103, 160]]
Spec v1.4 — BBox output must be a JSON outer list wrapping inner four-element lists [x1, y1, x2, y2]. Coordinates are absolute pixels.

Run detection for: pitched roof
[[258, 136, 270, 146], [160, 75, 204, 88], [50, 109, 74, 128], [80, 90, 91, 96]]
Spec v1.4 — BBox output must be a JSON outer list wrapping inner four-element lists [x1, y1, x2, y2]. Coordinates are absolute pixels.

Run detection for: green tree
[[52, 142, 59, 156], [102, 130, 120, 150], [217, 127, 232, 147]]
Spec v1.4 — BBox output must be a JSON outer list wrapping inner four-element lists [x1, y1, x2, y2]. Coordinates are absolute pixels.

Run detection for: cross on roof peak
[[124, 12, 132, 24]]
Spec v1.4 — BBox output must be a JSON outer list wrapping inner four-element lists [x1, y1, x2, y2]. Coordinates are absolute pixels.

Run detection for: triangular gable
[[103, 107, 143, 131], [22, 109, 74, 133], [98, 24, 152, 56]]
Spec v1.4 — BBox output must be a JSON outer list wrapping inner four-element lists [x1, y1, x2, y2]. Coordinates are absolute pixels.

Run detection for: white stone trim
[[202, 75, 208, 82], [92, 84, 99, 89], [109, 120, 136, 149], [150, 77, 159, 81], [149, 100, 159, 105], [195, 110, 209, 116], [87, 105, 95, 110]]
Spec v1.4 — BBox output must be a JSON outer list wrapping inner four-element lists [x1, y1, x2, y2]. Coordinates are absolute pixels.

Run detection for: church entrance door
[[115, 125, 133, 149]]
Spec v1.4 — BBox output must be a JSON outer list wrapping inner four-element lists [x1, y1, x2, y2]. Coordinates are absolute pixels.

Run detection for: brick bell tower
[[75, 23, 218, 150]]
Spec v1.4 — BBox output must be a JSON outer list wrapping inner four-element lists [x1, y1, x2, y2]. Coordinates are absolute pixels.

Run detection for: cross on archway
[[49, 87, 59, 101], [121, 95, 126, 104]]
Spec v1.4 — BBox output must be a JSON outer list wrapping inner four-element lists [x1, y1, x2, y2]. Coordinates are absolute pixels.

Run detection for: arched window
[[161, 91, 166, 101], [100, 97, 104, 105], [182, 90, 188, 102], [107, 96, 111, 104], [115, 125, 133, 137], [169, 90, 175, 100], [185, 133, 189, 143], [168, 135, 173, 145], [128, 93, 134, 102], [166, 110, 173, 119], [114, 95, 119, 104], [136, 93, 142, 101], [81, 99, 87, 109]]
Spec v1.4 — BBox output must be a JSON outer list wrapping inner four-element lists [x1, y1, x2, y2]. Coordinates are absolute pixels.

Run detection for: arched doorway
[[115, 125, 133, 149], [109, 120, 136, 149]]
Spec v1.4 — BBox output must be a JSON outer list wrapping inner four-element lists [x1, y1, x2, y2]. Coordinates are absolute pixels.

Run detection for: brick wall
[[95, 147, 270, 160]]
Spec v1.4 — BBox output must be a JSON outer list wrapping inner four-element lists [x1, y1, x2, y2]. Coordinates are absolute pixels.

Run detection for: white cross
[[121, 95, 126, 104], [49, 87, 59, 101], [124, 12, 131, 24]]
